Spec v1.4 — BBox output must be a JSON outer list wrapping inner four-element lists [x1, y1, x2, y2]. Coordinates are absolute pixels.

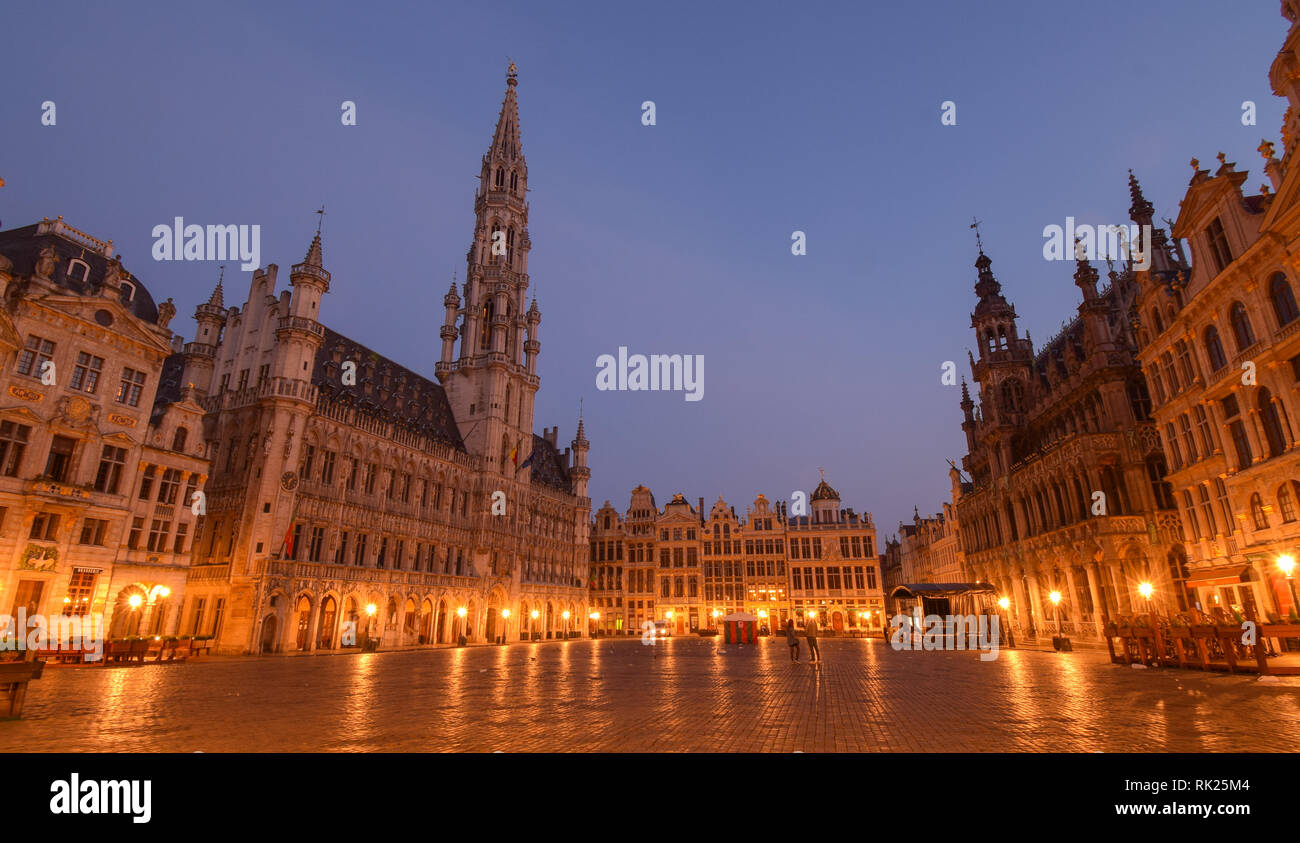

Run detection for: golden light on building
[[128, 594, 142, 609], [457, 606, 467, 618], [1278, 554, 1296, 577], [1138, 582, 1154, 600], [365, 603, 377, 616], [1048, 591, 1061, 606], [998, 596, 1010, 610]]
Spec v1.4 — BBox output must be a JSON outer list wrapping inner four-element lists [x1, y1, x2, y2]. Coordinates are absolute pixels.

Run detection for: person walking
[[805, 614, 821, 662], [785, 618, 801, 661]]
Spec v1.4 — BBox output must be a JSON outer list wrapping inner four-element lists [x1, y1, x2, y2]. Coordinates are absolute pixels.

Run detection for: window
[[1183, 491, 1201, 541], [172, 428, 188, 452], [78, 518, 109, 546], [0, 421, 31, 476], [157, 468, 181, 504], [1163, 423, 1182, 470], [1250, 493, 1270, 531], [364, 463, 377, 494], [1198, 484, 1217, 537], [1229, 421, 1253, 470], [127, 517, 144, 549], [1147, 457, 1175, 510], [30, 512, 60, 541], [258, 364, 270, 386], [1177, 415, 1198, 464], [173, 523, 189, 554], [146, 519, 171, 552], [44, 435, 76, 482], [1258, 388, 1287, 459], [1193, 405, 1214, 455], [190, 598, 207, 635], [301, 445, 315, 481], [218, 373, 230, 392], [1278, 484, 1298, 524], [1229, 302, 1256, 351], [1271, 273, 1300, 327], [1174, 340, 1196, 386], [236, 369, 249, 391], [1215, 479, 1234, 537], [16, 335, 55, 378], [116, 367, 146, 406], [69, 352, 104, 394], [64, 570, 96, 616], [320, 450, 336, 484], [1206, 217, 1232, 273], [1204, 325, 1227, 372]]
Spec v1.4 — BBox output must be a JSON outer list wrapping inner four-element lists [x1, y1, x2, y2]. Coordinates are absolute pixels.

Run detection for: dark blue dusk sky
[[1, 0, 1286, 537]]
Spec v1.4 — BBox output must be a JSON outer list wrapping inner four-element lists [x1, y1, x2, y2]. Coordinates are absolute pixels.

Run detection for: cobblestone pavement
[[3, 637, 1298, 752]]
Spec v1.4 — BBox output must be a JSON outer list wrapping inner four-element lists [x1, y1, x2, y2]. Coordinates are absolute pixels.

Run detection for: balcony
[[26, 478, 93, 501]]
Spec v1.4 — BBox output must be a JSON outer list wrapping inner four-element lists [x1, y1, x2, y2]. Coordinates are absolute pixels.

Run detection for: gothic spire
[[488, 61, 523, 164], [207, 266, 225, 308], [303, 231, 323, 268], [1128, 169, 1154, 225]]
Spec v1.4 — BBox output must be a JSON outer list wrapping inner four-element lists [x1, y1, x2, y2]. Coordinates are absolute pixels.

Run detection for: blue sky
[[0, 0, 1287, 537]]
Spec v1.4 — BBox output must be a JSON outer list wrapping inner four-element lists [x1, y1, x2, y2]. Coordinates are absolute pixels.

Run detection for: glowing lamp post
[[589, 611, 600, 638], [1278, 555, 1299, 620], [1049, 591, 1063, 635], [500, 608, 510, 645], [456, 606, 467, 645], [997, 596, 1015, 648], [562, 610, 570, 638], [1049, 590, 1071, 652], [530, 609, 539, 640]]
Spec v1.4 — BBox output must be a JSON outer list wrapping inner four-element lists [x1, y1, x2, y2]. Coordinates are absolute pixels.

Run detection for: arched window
[[1127, 379, 1151, 421], [172, 427, 188, 452], [510, 170, 519, 193], [1146, 456, 1175, 510], [1150, 309, 1164, 334], [1174, 340, 1196, 385], [1204, 325, 1227, 371], [1000, 379, 1022, 414], [1258, 388, 1287, 459], [1230, 301, 1256, 350], [1278, 483, 1298, 523], [1250, 493, 1270, 531], [1271, 273, 1300, 327], [495, 167, 504, 188]]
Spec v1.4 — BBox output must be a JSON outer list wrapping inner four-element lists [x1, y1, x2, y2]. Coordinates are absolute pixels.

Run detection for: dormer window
[[1206, 217, 1232, 274], [119, 281, 136, 304], [66, 258, 90, 285]]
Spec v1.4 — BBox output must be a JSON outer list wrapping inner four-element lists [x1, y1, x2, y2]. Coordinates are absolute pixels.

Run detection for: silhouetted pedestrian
[[805, 616, 821, 662], [785, 618, 800, 661]]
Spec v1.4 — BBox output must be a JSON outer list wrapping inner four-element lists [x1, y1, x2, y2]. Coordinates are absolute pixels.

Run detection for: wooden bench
[[0, 659, 45, 718]]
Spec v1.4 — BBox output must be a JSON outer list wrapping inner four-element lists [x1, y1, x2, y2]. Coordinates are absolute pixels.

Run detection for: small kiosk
[[721, 612, 759, 644]]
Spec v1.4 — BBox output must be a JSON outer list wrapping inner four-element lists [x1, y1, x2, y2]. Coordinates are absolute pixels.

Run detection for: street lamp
[[711, 608, 720, 630], [456, 606, 467, 642], [1278, 555, 1299, 620], [500, 608, 510, 644], [1049, 591, 1062, 635], [589, 610, 600, 638], [530, 608, 539, 640], [1138, 581, 1154, 612], [562, 609, 570, 638], [997, 596, 1015, 648]]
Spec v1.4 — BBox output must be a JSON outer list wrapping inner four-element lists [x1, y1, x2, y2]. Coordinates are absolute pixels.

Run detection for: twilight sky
[[0, 0, 1287, 537]]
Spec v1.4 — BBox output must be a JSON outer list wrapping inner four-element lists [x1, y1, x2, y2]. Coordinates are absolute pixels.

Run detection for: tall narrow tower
[[439, 62, 538, 477]]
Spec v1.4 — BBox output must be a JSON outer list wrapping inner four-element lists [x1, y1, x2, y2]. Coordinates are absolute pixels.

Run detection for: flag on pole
[[281, 505, 298, 559], [510, 444, 519, 466], [519, 450, 535, 470]]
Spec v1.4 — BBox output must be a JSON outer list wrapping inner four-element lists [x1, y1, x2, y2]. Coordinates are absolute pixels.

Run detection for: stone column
[[1085, 563, 1106, 636], [1011, 573, 1031, 631], [1026, 571, 1046, 633]]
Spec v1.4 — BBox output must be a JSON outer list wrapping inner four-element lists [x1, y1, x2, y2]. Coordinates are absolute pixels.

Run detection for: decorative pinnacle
[[303, 231, 323, 267], [1259, 139, 1277, 161]]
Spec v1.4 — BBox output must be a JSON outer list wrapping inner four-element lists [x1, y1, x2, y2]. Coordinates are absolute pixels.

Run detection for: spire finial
[[818, 467, 825, 482], [970, 216, 984, 253], [507, 58, 518, 85], [315, 204, 326, 235]]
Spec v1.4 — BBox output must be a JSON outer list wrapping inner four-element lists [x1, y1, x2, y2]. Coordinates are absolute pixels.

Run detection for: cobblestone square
[[3, 637, 1298, 752]]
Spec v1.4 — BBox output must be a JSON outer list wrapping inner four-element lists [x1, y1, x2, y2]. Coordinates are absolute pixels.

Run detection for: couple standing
[[785, 617, 820, 662]]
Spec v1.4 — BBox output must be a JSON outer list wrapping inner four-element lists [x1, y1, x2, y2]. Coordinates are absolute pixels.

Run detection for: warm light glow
[[128, 594, 143, 609], [998, 597, 1011, 610], [157, 586, 171, 598], [1138, 582, 1154, 600], [365, 603, 377, 616], [666, 611, 674, 619], [711, 609, 720, 619], [1049, 591, 1061, 605], [757, 609, 768, 618], [1278, 554, 1297, 578], [589, 611, 599, 621], [502, 609, 510, 619], [63, 597, 71, 604], [457, 607, 467, 618], [562, 610, 570, 620], [530, 609, 539, 619]]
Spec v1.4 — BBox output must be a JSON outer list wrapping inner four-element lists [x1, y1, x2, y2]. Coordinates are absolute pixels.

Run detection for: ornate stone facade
[[589, 477, 884, 636], [955, 232, 1183, 639], [179, 68, 592, 655], [0, 217, 207, 640], [1130, 1, 1300, 621]]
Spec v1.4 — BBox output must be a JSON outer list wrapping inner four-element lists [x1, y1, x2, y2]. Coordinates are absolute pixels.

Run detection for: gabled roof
[[528, 433, 571, 492]]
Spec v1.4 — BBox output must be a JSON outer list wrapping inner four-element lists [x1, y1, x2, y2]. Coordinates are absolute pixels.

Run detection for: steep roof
[[528, 433, 571, 492], [0, 221, 160, 323], [312, 326, 464, 450]]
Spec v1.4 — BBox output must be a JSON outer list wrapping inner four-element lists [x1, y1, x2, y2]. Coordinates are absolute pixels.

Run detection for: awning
[[1186, 564, 1253, 588], [722, 612, 758, 622], [890, 583, 997, 599]]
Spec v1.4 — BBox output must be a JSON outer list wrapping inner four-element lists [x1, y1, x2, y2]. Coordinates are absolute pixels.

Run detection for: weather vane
[[315, 204, 326, 235], [970, 216, 984, 252]]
